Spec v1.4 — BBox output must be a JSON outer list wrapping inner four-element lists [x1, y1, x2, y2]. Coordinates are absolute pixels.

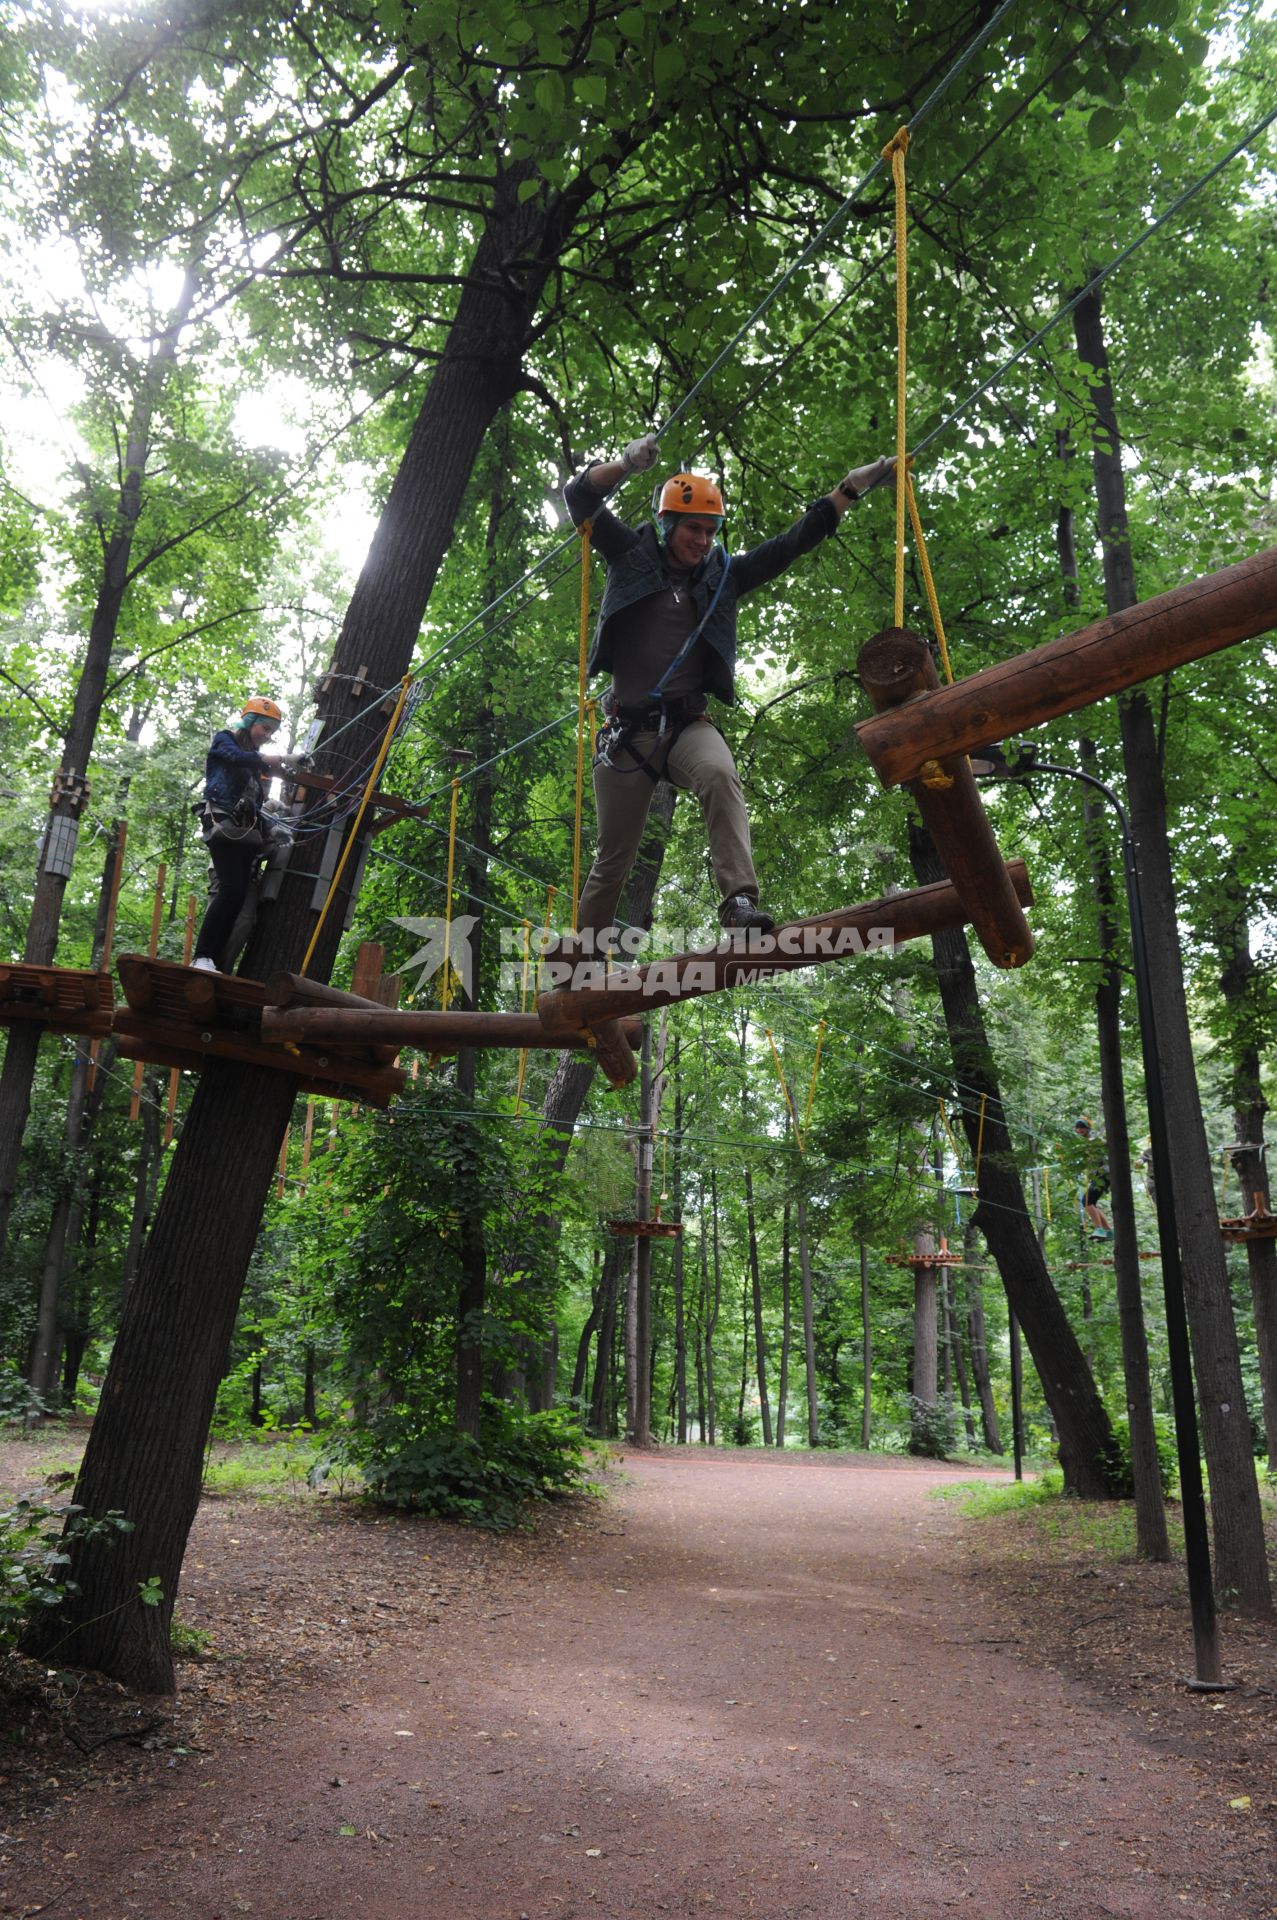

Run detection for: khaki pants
[[575, 717, 758, 944]]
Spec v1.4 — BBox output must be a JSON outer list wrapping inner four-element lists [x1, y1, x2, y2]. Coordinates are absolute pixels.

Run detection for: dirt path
[[4, 1449, 1274, 1919]]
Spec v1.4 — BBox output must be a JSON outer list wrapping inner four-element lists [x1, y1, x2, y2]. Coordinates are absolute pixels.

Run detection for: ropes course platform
[[112, 956, 407, 1107], [885, 1239, 971, 1271], [1219, 1203, 1277, 1245], [0, 963, 115, 1037], [607, 1212, 683, 1239]]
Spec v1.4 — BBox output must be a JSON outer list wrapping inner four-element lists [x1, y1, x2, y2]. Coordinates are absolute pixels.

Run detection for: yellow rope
[[302, 675, 411, 976], [765, 1026, 804, 1152], [883, 125, 910, 629], [937, 1095, 965, 1168], [440, 776, 461, 1011], [905, 475, 954, 686], [801, 1019, 826, 1136], [571, 520, 593, 931]]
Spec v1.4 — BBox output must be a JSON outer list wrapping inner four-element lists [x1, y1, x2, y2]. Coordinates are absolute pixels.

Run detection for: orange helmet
[[655, 472, 725, 519], [241, 696, 282, 728]]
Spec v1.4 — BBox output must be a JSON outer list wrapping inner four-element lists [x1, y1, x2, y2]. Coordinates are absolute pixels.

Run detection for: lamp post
[[976, 746, 1226, 1689]]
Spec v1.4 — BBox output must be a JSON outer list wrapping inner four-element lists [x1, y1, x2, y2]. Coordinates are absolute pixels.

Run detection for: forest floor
[[1, 1437, 1276, 1920]]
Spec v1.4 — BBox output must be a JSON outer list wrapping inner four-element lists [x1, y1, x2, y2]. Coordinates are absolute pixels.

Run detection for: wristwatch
[[838, 478, 860, 502]]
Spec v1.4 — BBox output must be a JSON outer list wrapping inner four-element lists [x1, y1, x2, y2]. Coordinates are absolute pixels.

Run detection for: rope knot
[[881, 125, 910, 163]]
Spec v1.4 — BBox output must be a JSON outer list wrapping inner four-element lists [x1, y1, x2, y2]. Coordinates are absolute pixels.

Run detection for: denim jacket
[[204, 730, 268, 815], [564, 464, 839, 706]]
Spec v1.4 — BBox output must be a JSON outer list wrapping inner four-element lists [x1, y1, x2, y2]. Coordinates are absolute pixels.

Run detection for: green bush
[[326, 1400, 591, 1530], [0, 1496, 133, 1658]]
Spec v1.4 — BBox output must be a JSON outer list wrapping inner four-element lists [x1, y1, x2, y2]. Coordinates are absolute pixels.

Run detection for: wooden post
[[536, 866, 1033, 1036], [300, 1099, 316, 1193], [163, 894, 196, 1148], [857, 627, 1034, 969], [130, 863, 166, 1121], [855, 545, 1277, 789], [277, 1127, 290, 1199]]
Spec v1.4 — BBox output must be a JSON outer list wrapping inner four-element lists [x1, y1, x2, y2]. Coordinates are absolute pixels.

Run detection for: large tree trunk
[[744, 1166, 772, 1447], [671, 1055, 688, 1444], [775, 1204, 790, 1448], [1214, 872, 1277, 1474], [909, 819, 1123, 1498], [1058, 430, 1169, 1557], [0, 275, 198, 1271], [1074, 287, 1270, 1613], [24, 181, 573, 1688], [909, 1223, 940, 1455], [705, 1169, 723, 1446]]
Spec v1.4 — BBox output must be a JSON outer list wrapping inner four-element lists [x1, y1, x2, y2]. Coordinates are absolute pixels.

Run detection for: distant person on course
[[561, 435, 895, 956], [192, 697, 303, 974]]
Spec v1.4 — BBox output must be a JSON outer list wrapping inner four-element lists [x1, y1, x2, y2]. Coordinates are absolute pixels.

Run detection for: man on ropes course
[[563, 436, 893, 954], [192, 696, 306, 974]]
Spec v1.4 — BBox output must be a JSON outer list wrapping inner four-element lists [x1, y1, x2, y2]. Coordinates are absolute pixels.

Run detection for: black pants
[[194, 837, 258, 964]]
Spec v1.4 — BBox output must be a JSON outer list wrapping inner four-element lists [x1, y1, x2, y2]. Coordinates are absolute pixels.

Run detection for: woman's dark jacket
[[204, 730, 268, 816]]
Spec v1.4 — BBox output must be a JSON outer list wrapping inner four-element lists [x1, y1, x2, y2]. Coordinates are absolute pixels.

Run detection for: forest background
[[0, 0, 1275, 1688]]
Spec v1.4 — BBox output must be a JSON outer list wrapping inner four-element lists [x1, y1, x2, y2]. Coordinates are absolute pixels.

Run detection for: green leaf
[[653, 43, 686, 87], [517, 177, 541, 203], [534, 72, 565, 118], [575, 74, 607, 109], [1144, 83, 1183, 122], [1087, 106, 1126, 149]]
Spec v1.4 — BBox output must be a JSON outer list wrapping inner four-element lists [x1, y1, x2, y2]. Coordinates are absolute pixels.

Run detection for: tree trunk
[[776, 1204, 791, 1447], [1214, 873, 1277, 1475], [706, 1169, 723, 1446], [0, 273, 198, 1270], [1059, 431, 1169, 1555], [798, 1196, 819, 1447], [908, 818, 1123, 1498], [1074, 286, 1270, 1612], [859, 1238, 872, 1451], [671, 1056, 687, 1444], [909, 1222, 940, 1455], [587, 1242, 624, 1439], [963, 1222, 1001, 1454], [25, 180, 582, 1687], [744, 1166, 772, 1447]]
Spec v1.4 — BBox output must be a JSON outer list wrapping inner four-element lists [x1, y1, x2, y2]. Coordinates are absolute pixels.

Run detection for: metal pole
[[991, 755, 1225, 1688]]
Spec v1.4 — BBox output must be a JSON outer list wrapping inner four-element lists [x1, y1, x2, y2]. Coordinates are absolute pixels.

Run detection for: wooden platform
[[607, 1216, 683, 1238], [0, 963, 115, 1037], [111, 956, 406, 1107], [1219, 1207, 1277, 1245]]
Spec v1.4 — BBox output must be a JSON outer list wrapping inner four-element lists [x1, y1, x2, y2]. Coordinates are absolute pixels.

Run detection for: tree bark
[[963, 1221, 1001, 1454], [1074, 285, 1270, 1612], [909, 1221, 940, 1455], [0, 273, 198, 1269], [908, 818, 1123, 1498], [776, 1204, 791, 1448], [1214, 872, 1277, 1475], [25, 176, 586, 1687], [798, 1196, 819, 1448], [859, 1238, 872, 1451]]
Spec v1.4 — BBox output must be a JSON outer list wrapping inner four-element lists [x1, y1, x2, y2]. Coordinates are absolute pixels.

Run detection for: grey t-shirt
[[605, 578, 711, 707]]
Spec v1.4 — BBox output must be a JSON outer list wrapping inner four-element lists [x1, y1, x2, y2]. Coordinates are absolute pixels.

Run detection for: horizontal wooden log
[[855, 545, 1277, 788], [858, 627, 1034, 969], [259, 1005, 644, 1058], [535, 865, 1033, 1036], [583, 1017, 639, 1090], [264, 970, 395, 1013]]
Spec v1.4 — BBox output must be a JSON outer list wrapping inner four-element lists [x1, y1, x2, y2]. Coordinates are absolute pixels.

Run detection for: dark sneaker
[[718, 895, 776, 933]]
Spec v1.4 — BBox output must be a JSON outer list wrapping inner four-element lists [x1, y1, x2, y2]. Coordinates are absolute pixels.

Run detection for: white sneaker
[[191, 956, 219, 973]]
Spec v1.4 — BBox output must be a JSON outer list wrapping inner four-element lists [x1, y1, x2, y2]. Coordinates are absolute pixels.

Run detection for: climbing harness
[[594, 689, 714, 784]]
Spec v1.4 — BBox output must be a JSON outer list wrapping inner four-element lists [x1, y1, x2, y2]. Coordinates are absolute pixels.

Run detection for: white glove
[[621, 434, 661, 473], [839, 455, 895, 500]]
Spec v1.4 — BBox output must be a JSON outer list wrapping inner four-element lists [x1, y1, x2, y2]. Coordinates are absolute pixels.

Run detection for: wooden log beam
[[858, 627, 1034, 969], [264, 970, 393, 1013], [259, 1005, 644, 1058], [855, 545, 1277, 789], [535, 865, 1033, 1037]]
